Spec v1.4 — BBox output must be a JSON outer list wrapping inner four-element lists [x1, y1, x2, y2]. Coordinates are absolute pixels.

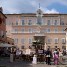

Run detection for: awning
[[0, 43, 14, 47]]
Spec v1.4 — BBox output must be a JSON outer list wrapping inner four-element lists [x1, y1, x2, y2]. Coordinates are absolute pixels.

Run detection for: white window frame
[[14, 28, 18, 33], [62, 28, 65, 33], [54, 38, 58, 44], [54, 20, 57, 25], [22, 20, 25, 25], [54, 28, 58, 33], [47, 38, 51, 44], [60, 21, 64, 25], [28, 20, 32, 25], [21, 38, 25, 44], [61, 38, 66, 44], [29, 38, 32, 44], [47, 20, 51, 25], [37, 16, 42, 25], [14, 38, 18, 44], [47, 28, 50, 33], [22, 28, 24, 32], [29, 28, 32, 33], [16, 21, 18, 25]]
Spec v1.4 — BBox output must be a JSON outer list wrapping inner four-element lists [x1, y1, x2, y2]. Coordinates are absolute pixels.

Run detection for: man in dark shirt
[[45, 48, 52, 65]]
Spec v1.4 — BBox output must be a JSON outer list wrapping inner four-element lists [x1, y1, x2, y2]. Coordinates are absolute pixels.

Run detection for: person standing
[[45, 48, 52, 65], [59, 50, 63, 64], [16, 48, 21, 60], [63, 49, 66, 56], [53, 49, 59, 65]]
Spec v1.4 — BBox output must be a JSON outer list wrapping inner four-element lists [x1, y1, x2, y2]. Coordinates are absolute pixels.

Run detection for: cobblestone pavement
[[0, 57, 67, 67]]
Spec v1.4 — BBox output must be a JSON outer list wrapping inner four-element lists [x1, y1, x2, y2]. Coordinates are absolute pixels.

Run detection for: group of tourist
[[12, 48, 33, 61], [10, 46, 66, 65], [45, 47, 66, 65]]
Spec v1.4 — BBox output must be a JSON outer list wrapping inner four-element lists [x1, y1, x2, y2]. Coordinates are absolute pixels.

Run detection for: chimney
[[0, 7, 3, 13]]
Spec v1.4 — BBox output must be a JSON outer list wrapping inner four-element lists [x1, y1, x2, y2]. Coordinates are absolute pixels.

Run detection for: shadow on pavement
[[0, 57, 33, 67]]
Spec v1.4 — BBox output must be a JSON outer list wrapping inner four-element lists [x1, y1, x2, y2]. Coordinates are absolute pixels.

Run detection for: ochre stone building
[[5, 9, 67, 50]]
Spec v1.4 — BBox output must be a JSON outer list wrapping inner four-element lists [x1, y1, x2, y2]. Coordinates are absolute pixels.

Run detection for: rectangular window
[[54, 20, 57, 25], [37, 16, 42, 25], [29, 38, 32, 44], [47, 38, 51, 44], [47, 20, 50, 25], [22, 20, 25, 25], [16, 21, 18, 25], [29, 28, 32, 33], [62, 28, 65, 33], [60, 21, 64, 25], [54, 28, 58, 33], [14, 38, 18, 44], [14, 28, 18, 33], [47, 28, 50, 32], [54, 38, 58, 44], [21, 39, 25, 44], [61, 38, 66, 44], [28, 20, 32, 25], [22, 28, 24, 32]]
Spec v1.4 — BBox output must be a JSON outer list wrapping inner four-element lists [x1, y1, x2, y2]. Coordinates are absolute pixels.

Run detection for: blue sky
[[0, 0, 67, 14]]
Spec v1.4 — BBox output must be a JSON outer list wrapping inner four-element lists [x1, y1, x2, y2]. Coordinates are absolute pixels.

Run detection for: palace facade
[[5, 9, 67, 50]]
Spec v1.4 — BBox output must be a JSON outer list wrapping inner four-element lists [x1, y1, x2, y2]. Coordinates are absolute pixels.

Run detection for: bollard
[[32, 55, 37, 64], [10, 54, 13, 62]]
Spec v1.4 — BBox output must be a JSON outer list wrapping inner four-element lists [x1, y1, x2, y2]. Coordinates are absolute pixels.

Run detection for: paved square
[[0, 58, 67, 67]]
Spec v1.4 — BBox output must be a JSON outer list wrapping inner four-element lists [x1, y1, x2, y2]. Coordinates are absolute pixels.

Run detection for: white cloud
[[37, 7, 59, 14], [30, 1, 59, 14], [45, 9, 59, 14], [0, 0, 67, 14]]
